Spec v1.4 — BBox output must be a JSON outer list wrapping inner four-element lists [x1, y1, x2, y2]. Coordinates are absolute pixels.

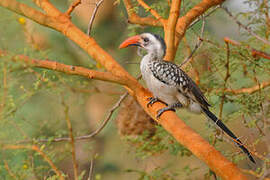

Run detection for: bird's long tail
[[201, 107, 255, 163]]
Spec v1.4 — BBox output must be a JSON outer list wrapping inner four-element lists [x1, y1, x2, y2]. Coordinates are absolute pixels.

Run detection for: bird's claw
[[156, 108, 175, 119], [147, 97, 159, 107]]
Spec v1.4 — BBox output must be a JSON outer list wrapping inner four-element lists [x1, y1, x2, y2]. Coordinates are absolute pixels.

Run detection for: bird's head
[[119, 33, 166, 59]]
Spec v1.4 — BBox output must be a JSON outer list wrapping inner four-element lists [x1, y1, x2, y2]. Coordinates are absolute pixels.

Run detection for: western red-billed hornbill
[[119, 32, 255, 163]]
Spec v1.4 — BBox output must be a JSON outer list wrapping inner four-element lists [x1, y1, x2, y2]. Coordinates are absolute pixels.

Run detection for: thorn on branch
[[87, 0, 104, 36]]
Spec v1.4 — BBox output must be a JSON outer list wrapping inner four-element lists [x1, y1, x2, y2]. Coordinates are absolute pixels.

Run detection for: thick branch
[[0, 0, 58, 28], [164, 0, 181, 61], [33, 0, 62, 17]]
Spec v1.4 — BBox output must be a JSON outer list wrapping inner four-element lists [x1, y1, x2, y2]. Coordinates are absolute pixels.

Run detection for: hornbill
[[119, 32, 255, 163]]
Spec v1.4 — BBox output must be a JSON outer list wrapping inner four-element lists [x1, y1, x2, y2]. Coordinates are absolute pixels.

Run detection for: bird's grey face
[[119, 33, 166, 59]]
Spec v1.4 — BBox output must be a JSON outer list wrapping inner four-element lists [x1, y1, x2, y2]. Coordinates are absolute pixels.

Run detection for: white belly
[[142, 70, 179, 105]]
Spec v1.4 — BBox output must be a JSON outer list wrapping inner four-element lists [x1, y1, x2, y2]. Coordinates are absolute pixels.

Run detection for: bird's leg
[[147, 97, 167, 107], [156, 102, 183, 119]]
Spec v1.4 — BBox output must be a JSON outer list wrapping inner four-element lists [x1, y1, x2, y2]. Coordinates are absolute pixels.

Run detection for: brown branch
[[33, 0, 62, 17], [2, 145, 64, 180], [222, 6, 270, 46], [224, 37, 270, 60], [0, 63, 7, 119], [241, 169, 270, 180], [87, 0, 104, 36], [264, 0, 270, 40], [123, 0, 163, 27], [4, 160, 18, 180], [219, 41, 230, 119], [0, 1, 250, 179], [18, 92, 129, 143], [87, 157, 95, 180], [62, 100, 78, 180], [164, 0, 181, 61], [188, 6, 220, 29], [65, 0, 81, 16], [180, 17, 205, 67], [175, 0, 225, 48], [136, 0, 166, 25], [2, 52, 128, 86], [223, 80, 270, 94], [182, 37, 200, 84]]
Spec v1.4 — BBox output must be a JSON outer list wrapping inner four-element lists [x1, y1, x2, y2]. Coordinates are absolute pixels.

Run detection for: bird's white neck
[[145, 51, 163, 61]]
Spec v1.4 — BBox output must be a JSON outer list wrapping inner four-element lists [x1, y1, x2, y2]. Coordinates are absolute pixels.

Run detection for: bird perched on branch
[[119, 32, 255, 163]]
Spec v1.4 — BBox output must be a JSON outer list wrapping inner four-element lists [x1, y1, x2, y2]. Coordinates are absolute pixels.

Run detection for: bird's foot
[[147, 97, 161, 107], [156, 103, 183, 118], [156, 107, 176, 119]]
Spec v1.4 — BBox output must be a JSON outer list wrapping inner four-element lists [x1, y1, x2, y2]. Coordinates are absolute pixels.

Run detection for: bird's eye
[[143, 37, 149, 42]]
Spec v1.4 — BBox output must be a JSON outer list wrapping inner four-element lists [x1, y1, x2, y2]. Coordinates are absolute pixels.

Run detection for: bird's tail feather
[[201, 107, 255, 163]]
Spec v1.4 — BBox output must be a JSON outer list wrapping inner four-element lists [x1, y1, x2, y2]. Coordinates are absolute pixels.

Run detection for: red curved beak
[[119, 35, 141, 49]]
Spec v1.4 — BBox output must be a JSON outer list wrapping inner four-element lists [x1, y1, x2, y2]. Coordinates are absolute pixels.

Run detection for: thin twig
[[87, 157, 95, 180], [219, 41, 230, 119], [222, 6, 270, 46], [2, 145, 64, 180], [224, 37, 270, 60], [180, 16, 205, 67], [4, 160, 18, 180], [136, 0, 166, 25], [188, 5, 220, 29], [87, 0, 104, 36], [18, 92, 129, 143], [62, 99, 78, 180], [66, 0, 82, 16]]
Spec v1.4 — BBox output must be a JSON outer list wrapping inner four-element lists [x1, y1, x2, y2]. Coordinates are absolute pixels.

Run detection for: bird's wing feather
[[149, 61, 210, 108]]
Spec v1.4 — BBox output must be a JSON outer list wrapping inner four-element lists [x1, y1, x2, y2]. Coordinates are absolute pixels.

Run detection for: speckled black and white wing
[[149, 61, 210, 108]]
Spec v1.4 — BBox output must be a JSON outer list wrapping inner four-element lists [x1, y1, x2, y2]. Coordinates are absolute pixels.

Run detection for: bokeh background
[[0, 0, 269, 179]]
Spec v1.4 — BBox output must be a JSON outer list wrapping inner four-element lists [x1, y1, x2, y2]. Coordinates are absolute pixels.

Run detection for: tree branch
[[0, 51, 128, 86], [2, 145, 64, 180], [222, 6, 270, 46], [164, 0, 181, 61], [175, 0, 225, 47], [136, 0, 166, 25], [4, 160, 18, 180], [17, 92, 129, 143], [223, 80, 270, 94], [180, 17, 205, 66], [87, 0, 104, 36], [224, 37, 270, 60], [65, 0, 81, 16], [33, 0, 62, 17], [62, 100, 78, 180], [123, 0, 163, 27]]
